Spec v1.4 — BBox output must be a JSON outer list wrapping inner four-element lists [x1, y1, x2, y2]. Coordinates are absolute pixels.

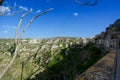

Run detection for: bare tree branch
[[20, 61, 24, 80], [0, 9, 32, 80], [0, 8, 53, 80], [0, 45, 19, 80], [0, 1, 28, 16], [19, 8, 53, 41], [11, 2, 16, 15], [0, 0, 98, 16], [15, 9, 32, 44]]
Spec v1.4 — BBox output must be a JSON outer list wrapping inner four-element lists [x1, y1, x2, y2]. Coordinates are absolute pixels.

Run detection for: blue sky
[[0, 0, 120, 38]]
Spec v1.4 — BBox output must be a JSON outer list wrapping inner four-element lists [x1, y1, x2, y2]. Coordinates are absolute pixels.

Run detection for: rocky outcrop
[[0, 37, 90, 56], [93, 19, 120, 48]]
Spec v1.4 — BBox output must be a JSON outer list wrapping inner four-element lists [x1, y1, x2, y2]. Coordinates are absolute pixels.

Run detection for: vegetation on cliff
[[0, 38, 107, 80]]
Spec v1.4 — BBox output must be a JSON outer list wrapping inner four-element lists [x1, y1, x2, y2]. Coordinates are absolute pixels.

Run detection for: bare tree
[[0, 8, 53, 80]]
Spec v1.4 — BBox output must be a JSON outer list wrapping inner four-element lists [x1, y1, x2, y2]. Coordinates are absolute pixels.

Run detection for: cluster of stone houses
[[93, 19, 120, 48]]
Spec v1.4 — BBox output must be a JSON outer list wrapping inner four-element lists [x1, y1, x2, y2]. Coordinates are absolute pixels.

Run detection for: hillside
[[0, 37, 107, 80]]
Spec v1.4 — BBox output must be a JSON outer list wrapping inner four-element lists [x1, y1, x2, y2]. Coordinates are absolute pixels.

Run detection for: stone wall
[[76, 49, 116, 80]]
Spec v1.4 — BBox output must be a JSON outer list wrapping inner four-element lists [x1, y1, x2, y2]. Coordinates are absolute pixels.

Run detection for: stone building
[[94, 19, 120, 48]]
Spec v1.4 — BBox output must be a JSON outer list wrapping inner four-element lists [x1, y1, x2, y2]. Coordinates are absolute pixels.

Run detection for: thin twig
[[15, 9, 32, 44], [20, 61, 24, 80], [0, 10, 32, 80], [0, 45, 19, 80], [0, 1, 26, 16]]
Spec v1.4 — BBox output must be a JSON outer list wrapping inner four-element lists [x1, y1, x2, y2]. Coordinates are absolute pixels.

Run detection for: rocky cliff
[[94, 19, 120, 49]]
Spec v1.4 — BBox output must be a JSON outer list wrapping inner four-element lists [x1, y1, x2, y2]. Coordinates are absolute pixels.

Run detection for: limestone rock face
[[0, 38, 86, 62], [94, 19, 120, 48]]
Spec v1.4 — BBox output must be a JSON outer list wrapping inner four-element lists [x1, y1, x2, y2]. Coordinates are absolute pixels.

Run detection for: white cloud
[[19, 6, 28, 11], [0, 6, 11, 15], [1, 25, 16, 30], [74, 12, 78, 16], [7, 12, 12, 15], [3, 31, 8, 33], [0, 6, 10, 12], [36, 10, 41, 13], [0, 5, 29, 15], [12, 26, 16, 29]]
